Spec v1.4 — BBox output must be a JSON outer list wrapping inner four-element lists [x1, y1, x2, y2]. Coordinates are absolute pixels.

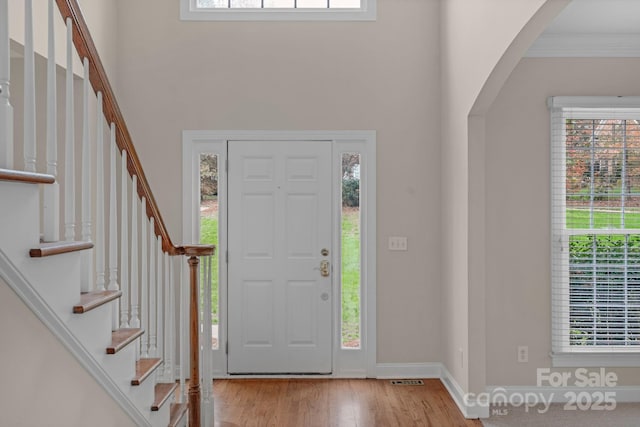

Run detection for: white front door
[[227, 140, 333, 374]]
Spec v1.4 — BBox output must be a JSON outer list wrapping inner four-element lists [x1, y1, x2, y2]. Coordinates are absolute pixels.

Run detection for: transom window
[[550, 97, 640, 366], [181, 0, 376, 20], [197, 0, 360, 8]]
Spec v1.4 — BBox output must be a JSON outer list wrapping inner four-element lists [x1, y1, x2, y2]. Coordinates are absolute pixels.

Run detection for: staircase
[[0, 1, 214, 426]]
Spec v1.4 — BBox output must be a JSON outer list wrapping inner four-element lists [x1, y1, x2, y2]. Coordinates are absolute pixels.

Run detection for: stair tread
[[132, 358, 162, 386], [168, 403, 188, 427], [30, 241, 94, 258], [0, 168, 55, 185], [152, 383, 178, 411], [73, 290, 122, 314], [106, 328, 144, 354]]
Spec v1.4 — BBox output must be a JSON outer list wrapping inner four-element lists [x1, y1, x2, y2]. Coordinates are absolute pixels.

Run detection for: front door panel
[[228, 140, 332, 374]]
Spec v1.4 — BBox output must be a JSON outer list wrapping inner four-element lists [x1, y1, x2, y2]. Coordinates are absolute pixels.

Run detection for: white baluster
[[64, 18, 75, 242], [80, 57, 92, 293], [108, 124, 119, 331], [120, 151, 129, 328], [43, 0, 59, 241], [0, 0, 13, 169], [23, 0, 36, 173], [154, 234, 162, 359], [179, 259, 186, 403], [149, 219, 157, 358], [202, 255, 213, 426], [130, 175, 140, 329], [95, 92, 105, 291], [140, 199, 149, 358], [164, 251, 174, 380]]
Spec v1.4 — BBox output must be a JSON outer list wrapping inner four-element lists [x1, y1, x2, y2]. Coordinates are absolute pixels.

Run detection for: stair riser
[[126, 373, 158, 417], [0, 182, 40, 261], [101, 342, 137, 384], [67, 302, 114, 357], [20, 254, 82, 317], [149, 397, 173, 426]]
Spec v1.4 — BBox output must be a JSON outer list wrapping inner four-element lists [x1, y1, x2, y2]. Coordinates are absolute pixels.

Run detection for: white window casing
[[550, 96, 640, 367], [180, 0, 376, 21]]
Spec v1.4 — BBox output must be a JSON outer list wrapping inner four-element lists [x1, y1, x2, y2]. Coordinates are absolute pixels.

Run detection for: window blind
[[551, 97, 640, 355]]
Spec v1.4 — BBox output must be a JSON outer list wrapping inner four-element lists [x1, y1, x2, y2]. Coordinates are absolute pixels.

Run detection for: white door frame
[[182, 130, 377, 378]]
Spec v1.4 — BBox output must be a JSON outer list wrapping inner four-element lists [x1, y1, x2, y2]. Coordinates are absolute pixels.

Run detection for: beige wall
[[79, 0, 119, 83], [114, 0, 442, 363], [439, 0, 565, 393], [0, 277, 135, 426], [8, 0, 118, 78], [485, 57, 640, 386]]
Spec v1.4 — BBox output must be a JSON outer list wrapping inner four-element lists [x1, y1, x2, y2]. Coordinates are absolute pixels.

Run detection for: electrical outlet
[[388, 236, 408, 251], [517, 346, 528, 363]]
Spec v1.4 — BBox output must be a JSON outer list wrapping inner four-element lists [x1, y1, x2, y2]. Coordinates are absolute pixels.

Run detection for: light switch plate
[[388, 236, 408, 251]]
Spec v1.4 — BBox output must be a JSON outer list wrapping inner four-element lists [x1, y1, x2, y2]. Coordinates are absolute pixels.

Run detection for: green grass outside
[[341, 209, 361, 347], [567, 209, 640, 249], [199, 208, 362, 346], [200, 216, 219, 324], [566, 208, 640, 345], [567, 208, 640, 229]]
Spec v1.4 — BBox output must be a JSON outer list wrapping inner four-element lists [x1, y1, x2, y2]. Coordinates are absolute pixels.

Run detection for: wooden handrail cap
[[0, 168, 55, 185], [176, 244, 215, 257]]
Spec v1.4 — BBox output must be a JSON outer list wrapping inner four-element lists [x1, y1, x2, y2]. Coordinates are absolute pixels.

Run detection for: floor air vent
[[390, 379, 424, 386]]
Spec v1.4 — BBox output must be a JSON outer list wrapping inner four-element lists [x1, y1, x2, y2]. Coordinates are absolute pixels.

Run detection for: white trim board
[[485, 385, 640, 403], [0, 249, 151, 427], [441, 366, 490, 419], [486, 386, 640, 406], [206, 362, 441, 380]]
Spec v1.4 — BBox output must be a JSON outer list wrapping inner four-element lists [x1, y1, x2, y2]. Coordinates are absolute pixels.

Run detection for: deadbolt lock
[[320, 260, 330, 277], [321, 248, 329, 256]]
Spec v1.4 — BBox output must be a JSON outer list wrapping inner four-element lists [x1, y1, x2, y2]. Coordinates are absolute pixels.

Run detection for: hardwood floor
[[207, 378, 483, 427]]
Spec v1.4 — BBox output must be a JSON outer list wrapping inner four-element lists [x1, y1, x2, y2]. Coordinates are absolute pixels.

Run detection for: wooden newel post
[[188, 255, 201, 427]]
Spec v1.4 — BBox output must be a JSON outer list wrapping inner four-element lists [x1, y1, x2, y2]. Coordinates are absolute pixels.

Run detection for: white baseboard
[[440, 365, 489, 419], [375, 362, 442, 379], [485, 385, 640, 403]]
